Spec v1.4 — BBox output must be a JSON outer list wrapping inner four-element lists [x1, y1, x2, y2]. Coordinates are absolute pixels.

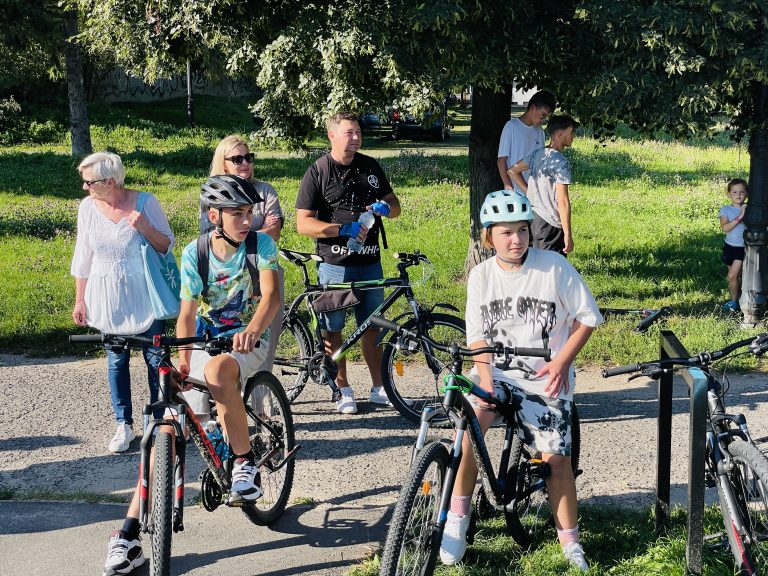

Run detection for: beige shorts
[[182, 340, 268, 417]]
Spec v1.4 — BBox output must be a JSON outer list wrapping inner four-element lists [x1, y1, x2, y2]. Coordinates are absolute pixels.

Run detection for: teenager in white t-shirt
[[439, 190, 603, 572], [497, 90, 556, 192]]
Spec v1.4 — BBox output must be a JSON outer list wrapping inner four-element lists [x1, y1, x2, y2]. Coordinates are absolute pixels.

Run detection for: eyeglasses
[[225, 153, 255, 165], [83, 178, 108, 187], [538, 108, 551, 120]]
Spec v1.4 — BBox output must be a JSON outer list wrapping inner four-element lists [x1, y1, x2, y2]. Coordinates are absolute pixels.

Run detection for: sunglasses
[[225, 153, 255, 165], [83, 178, 108, 187]]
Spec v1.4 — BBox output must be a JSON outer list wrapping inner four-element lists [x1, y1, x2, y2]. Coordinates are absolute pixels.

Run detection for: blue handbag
[[136, 192, 181, 320]]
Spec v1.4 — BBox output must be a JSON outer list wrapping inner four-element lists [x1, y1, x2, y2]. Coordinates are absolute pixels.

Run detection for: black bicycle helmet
[[200, 175, 262, 209]]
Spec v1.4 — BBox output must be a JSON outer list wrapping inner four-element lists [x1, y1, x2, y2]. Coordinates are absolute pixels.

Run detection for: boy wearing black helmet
[[101, 175, 281, 576], [439, 190, 601, 572]]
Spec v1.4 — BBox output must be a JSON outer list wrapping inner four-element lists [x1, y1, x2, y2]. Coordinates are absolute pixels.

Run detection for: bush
[[0, 97, 24, 145]]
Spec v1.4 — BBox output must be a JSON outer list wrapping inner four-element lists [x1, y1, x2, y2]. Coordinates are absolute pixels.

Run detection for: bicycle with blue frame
[[271, 248, 465, 423], [70, 331, 298, 576], [373, 317, 582, 575]]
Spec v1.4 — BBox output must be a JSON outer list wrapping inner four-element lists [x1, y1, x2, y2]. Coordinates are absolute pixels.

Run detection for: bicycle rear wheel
[[241, 372, 296, 526], [504, 404, 581, 548], [381, 313, 465, 425], [271, 313, 313, 403], [380, 440, 450, 576], [718, 439, 768, 574], [149, 431, 174, 576]]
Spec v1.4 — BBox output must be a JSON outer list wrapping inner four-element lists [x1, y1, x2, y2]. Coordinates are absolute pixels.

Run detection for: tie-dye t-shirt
[[180, 232, 278, 334]]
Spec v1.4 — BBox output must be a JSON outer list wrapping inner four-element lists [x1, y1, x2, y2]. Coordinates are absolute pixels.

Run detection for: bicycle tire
[[271, 313, 313, 403], [381, 313, 466, 425], [380, 440, 450, 576], [718, 439, 768, 574], [149, 431, 174, 576], [241, 372, 296, 526], [504, 403, 581, 548]]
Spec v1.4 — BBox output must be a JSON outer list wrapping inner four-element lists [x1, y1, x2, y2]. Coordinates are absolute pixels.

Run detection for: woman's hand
[[127, 210, 151, 235], [72, 300, 87, 326]]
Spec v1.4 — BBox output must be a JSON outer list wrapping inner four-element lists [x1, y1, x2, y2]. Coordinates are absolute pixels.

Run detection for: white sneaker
[[439, 511, 470, 565], [562, 542, 589, 572], [108, 423, 136, 453], [103, 530, 145, 575], [369, 386, 392, 406], [336, 387, 358, 414], [230, 458, 263, 502]]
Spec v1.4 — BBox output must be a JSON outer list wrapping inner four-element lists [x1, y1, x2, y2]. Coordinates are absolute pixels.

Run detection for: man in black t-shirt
[[296, 111, 401, 415]]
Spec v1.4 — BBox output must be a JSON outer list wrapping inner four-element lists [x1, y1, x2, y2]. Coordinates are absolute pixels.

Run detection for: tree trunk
[[63, 10, 92, 157], [464, 84, 513, 274], [740, 82, 768, 325]]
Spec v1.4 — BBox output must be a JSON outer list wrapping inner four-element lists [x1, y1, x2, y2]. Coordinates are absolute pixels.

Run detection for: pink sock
[[450, 495, 471, 516], [557, 525, 579, 546]]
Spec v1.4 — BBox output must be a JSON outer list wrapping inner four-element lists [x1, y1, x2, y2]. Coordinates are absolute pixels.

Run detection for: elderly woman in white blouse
[[71, 152, 175, 454]]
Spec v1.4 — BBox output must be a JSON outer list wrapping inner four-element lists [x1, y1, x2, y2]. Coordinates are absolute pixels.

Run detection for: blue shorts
[[317, 262, 384, 332]]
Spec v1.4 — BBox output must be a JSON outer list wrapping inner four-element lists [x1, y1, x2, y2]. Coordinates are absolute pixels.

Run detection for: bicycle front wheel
[[149, 431, 174, 576], [380, 440, 450, 576], [504, 404, 581, 548], [718, 439, 768, 574], [381, 313, 465, 425], [271, 313, 313, 403], [241, 372, 296, 526]]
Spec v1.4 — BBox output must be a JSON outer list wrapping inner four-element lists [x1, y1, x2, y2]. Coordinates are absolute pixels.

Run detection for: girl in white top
[[71, 152, 175, 453], [439, 190, 602, 572]]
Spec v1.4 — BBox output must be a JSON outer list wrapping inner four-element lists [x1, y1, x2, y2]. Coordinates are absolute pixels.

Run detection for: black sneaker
[[103, 530, 145, 575], [229, 458, 263, 503]]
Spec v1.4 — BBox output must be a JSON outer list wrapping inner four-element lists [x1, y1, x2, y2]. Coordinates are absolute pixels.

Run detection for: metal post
[[656, 330, 673, 532], [658, 330, 708, 576], [740, 83, 768, 326]]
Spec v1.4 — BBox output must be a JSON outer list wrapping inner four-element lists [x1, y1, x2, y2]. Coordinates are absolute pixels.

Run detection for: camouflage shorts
[[466, 380, 574, 456]]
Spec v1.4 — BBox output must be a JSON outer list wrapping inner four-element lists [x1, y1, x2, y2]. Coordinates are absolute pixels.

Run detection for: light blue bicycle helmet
[[480, 190, 532, 228]]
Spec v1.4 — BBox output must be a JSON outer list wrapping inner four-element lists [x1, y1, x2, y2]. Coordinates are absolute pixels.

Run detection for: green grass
[[0, 96, 762, 365], [0, 487, 129, 504], [350, 505, 741, 575]]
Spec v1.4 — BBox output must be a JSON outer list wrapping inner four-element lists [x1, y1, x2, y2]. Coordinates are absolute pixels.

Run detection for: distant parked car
[[391, 107, 452, 141], [358, 112, 383, 131]]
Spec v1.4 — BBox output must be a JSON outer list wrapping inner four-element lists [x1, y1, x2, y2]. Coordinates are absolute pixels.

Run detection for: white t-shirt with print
[[465, 248, 603, 401]]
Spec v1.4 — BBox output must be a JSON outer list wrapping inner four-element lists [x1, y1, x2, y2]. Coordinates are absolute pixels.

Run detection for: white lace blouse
[[70, 194, 175, 334]]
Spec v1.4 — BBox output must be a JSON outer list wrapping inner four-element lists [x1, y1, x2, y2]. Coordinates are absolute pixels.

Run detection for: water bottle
[[347, 211, 376, 253], [204, 419, 230, 460]]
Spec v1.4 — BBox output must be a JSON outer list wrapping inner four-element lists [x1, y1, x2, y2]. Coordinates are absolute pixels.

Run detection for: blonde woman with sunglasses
[[206, 135, 285, 373]]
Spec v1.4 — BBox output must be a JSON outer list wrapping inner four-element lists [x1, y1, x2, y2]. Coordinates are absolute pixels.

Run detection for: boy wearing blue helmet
[[439, 190, 602, 571]]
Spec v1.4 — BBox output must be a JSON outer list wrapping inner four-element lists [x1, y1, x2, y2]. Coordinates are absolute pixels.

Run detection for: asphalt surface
[[3, 353, 768, 575]]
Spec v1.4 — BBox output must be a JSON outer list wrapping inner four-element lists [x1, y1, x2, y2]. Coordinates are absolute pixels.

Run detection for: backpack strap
[[196, 233, 211, 300], [244, 230, 260, 298], [136, 191, 149, 213], [196, 230, 261, 300]]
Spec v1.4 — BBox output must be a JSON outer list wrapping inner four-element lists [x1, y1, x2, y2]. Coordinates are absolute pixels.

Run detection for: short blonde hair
[[480, 227, 495, 250], [210, 135, 252, 178], [78, 152, 126, 187], [326, 112, 359, 132]]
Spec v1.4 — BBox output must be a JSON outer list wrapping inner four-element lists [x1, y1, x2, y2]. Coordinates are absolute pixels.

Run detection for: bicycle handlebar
[[601, 334, 767, 378], [69, 332, 238, 354], [371, 316, 550, 361]]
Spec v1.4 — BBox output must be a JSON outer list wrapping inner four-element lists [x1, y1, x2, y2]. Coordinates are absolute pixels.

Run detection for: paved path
[[2, 353, 768, 575]]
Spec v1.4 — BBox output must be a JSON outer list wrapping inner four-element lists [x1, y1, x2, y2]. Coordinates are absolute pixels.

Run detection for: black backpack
[[196, 231, 260, 299]]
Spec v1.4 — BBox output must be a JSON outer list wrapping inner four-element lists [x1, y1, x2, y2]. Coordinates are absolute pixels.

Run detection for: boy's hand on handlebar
[[537, 360, 570, 397], [233, 330, 259, 353], [176, 363, 193, 391]]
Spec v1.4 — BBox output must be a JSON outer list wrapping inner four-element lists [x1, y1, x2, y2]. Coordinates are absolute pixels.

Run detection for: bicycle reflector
[[395, 360, 404, 376], [154, 334, 161, 346], [421, 480, 432, 496]]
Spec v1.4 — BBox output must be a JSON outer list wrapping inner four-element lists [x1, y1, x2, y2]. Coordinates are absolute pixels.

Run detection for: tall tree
[[63, 9, 92, 156]]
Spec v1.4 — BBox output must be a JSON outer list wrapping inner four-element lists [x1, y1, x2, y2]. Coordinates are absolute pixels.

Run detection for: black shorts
[[531, 214, 565, 254], [722, 243, 745, 266]]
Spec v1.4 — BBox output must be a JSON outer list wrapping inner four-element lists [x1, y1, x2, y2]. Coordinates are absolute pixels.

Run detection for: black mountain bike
[[373, 317, 582, 575], [272, 249, 465, 423], [603, 333, 768, 575], [70, 332, 299, 576]]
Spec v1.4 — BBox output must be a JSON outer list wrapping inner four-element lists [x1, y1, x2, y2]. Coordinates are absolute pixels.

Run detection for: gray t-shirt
[[719, 204, 745, 247], [525, 147, 572, 229]]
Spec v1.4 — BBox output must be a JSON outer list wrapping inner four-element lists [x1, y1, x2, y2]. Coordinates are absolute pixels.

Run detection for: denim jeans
[[106, 319, 166, 425]]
